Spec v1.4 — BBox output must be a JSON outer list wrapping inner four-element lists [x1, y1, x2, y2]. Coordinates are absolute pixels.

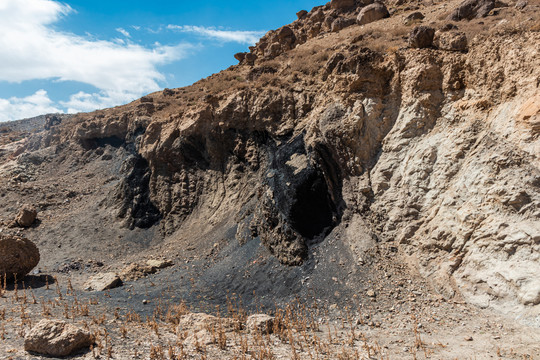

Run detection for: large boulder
[[15, 205, 37, 227], [357, 3, 390, 25], [24, 319, 94, 357], [447, 0, 495, 21], [0, 235, 40, 280], [408, 26, 436, 48], [277, 26, 294, 40]]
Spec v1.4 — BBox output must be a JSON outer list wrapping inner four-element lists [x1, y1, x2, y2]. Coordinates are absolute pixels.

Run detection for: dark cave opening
[[268, 135, 342, 244], [289, 172, 335, 239], [82, 135, 124, 150]]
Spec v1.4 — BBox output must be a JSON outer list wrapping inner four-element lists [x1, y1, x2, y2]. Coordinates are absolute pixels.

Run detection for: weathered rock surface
[[408, 26, 436, 48], [448, 0, 495, 21], [2, 0, 539, 329], [331, 17, 355, 32], [357, 3, 390, 25], [24, 319, 93, 357], [435, 31, 468, 51], [177, 313, 239, 346], [120, 258, 172, 281], [246, 314, 275, 334], [83, 272, 122, 291], [0, 235, 39, 280], [15, 205, 37, 227]]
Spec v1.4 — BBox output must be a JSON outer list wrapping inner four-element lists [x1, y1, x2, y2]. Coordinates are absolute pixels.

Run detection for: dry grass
[[0, 276, 412, 359]]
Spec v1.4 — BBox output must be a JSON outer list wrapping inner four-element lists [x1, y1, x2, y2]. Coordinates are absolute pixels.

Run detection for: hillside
[[0, 0, 539, 358]]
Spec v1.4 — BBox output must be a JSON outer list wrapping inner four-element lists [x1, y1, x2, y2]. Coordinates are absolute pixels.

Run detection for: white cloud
[[116, 27, 130, 37], [0, 0, 192, 115], [0, 90, 61, 122], [167, 25, 265, 45]]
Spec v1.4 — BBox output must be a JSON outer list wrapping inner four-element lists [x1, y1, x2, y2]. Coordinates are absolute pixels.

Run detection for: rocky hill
[[0, 0, 539, 358]]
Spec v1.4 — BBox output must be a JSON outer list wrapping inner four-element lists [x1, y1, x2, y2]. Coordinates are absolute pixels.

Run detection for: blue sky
[[0, 0, 323, 122]]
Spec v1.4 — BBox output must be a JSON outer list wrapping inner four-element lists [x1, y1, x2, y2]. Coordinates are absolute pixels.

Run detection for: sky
[[0, 0, 324, 122]]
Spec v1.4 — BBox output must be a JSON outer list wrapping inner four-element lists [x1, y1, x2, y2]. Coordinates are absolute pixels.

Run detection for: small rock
[[15, 206, 37, 227], [357, 3, 390, 25], [234, 52, 246, 62], [83, 272, 122, 291], [146, 259, 173, 270], [408, 26, 435, 48], [142, 299, 148, 304], [515, 0, 527, 10], [120, 263, 155, 281], [296, 10, 308, 19], [367, 289, 376, 297], [24, 319, 93, 357], [247, 314, 274, 334], [464, 336, 473, 341], [403, 11, 425, 25]]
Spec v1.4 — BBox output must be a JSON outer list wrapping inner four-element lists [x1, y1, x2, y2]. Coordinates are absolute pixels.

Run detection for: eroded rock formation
[[1, 0, 539, 323]]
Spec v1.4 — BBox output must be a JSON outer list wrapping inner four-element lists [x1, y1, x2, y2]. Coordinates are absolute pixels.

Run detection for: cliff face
[[1, 0, 539, 323]]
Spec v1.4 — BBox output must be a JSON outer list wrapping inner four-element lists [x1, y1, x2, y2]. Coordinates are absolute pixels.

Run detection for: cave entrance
[[289, 171, 335, 239]]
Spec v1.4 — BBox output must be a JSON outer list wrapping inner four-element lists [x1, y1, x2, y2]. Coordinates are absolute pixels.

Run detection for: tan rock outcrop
[[435, 31, 468, 51]]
